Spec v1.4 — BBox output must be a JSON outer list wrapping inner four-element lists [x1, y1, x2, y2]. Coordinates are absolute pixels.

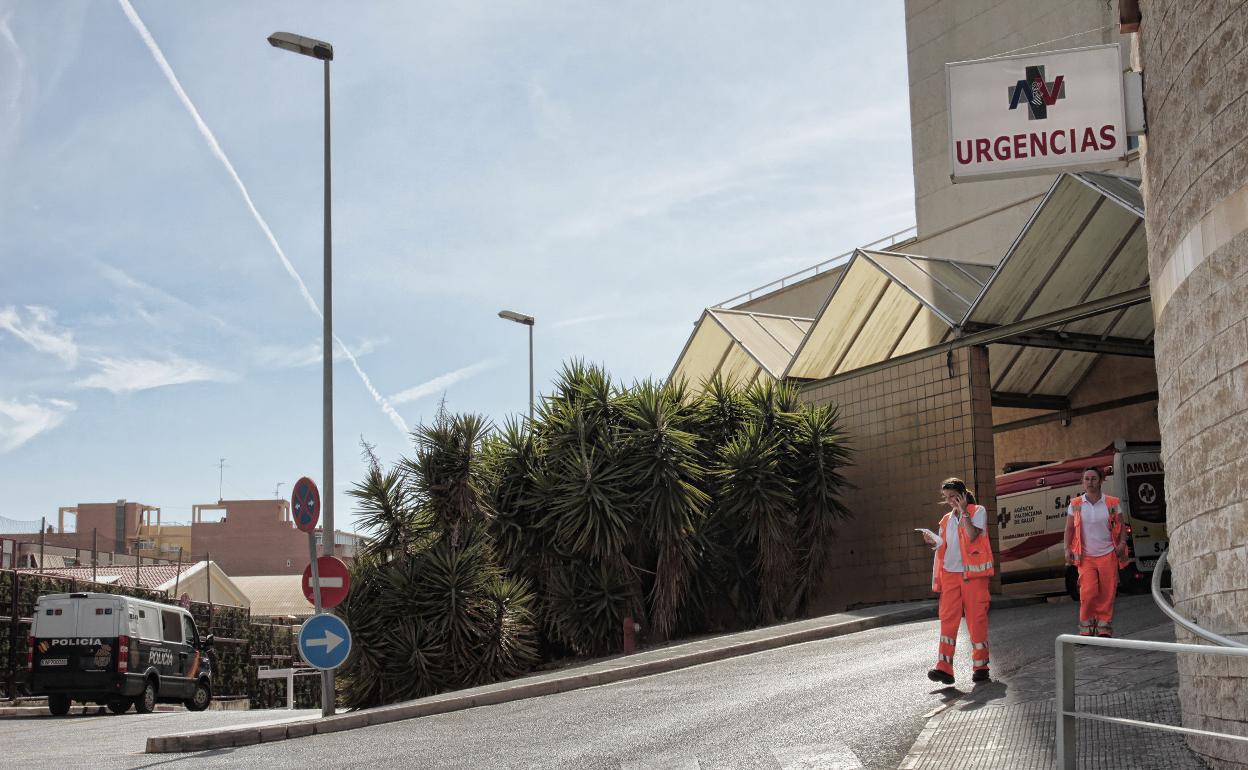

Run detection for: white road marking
[[772, 741, 863, 770]]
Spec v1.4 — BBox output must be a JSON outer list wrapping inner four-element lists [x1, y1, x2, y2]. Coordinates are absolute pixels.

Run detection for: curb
[[147, 602, 942, 753], [897, 702, 957, 770]]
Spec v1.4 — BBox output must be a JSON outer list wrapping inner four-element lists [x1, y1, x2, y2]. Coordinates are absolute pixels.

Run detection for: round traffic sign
[[302, 556, 351, 609], [298, 613, 352, 670], [291, 477, 321, 533]]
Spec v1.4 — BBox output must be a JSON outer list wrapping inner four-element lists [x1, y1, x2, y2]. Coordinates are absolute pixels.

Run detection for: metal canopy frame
[[668, 307, 813, 388]]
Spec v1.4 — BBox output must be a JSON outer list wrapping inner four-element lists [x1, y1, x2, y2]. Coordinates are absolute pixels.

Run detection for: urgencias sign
[[947, 44, 1128, 182]]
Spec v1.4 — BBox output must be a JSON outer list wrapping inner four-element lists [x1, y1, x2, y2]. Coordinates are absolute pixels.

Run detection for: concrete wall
[[1138, 3, 1248, 766], [993, 354, 1160, 470], [801, 346, 997, 612], [904, 0, 1127, 263]]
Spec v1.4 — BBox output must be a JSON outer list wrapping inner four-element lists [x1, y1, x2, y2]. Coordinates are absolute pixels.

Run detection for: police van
[[27, 592, 214, 715], [996, 440, 1168, 598]]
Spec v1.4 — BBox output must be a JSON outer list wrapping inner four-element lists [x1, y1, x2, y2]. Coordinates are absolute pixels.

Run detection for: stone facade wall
[[801, 346, 997, 613], [1139, 2, 1248, 766]]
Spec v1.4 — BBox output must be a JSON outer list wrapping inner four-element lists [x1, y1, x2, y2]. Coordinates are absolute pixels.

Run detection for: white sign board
[[947, 44, 1128, 182]]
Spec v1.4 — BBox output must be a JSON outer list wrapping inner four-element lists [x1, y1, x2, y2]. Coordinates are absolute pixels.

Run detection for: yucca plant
[[618, 380, 709, 639], [715, 419, 797, 625], [339, 412, 539, 708], [783, 403, 853, 616]]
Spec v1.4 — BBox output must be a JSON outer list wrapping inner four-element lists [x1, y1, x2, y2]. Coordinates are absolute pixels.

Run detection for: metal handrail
[[1055, 548, 1247, 768], [1150, 548, 1247, 649]]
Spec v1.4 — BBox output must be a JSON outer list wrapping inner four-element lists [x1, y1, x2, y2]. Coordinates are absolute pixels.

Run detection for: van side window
[[161, 610, 183, 644], [138, 608, 160, 640], [181, 615, 197, 645]]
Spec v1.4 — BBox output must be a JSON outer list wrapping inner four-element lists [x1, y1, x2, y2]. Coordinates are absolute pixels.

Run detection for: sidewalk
[[899, 622, 1210, 769], [147, 597, 993, 753]]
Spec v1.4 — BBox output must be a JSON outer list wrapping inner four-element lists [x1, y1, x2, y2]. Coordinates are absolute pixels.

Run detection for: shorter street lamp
[[498, 310, 535, 422]]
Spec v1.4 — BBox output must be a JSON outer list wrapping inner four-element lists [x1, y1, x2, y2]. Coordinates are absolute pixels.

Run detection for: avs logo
[[1008, 65, 1065, 120]]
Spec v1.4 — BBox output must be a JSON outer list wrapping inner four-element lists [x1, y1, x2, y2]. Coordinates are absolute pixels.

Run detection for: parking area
[[0, 707, 319, 769]]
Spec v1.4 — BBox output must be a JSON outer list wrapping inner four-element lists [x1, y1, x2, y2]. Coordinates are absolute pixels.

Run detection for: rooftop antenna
[[275, 481, 286, 499], [217, 458, 228, 502]]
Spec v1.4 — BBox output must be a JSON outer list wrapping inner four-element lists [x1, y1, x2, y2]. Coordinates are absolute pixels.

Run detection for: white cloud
[[75, 356, 235, 394], [255, 338, 385, 370], [94, 260, 237, 335], [390, 358, 501, 406], [550, 312, 628, 330], [0, 397, 76, 453], [0, 305, 78, 366]]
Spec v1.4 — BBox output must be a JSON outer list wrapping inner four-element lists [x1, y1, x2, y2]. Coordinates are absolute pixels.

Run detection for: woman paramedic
[[919, 478, 994, 685], [1064, 466, 1129, 637]]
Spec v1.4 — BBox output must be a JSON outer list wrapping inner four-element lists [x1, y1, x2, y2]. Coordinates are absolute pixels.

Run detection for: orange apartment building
[[0, 499, 360, 576]]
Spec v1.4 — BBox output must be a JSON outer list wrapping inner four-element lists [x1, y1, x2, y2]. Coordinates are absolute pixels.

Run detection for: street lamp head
[[498, 310, 535, 326], [267, 31, 334, 61]]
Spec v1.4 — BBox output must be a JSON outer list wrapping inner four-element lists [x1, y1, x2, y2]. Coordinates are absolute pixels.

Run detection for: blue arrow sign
[[298, 612, 352, 670]]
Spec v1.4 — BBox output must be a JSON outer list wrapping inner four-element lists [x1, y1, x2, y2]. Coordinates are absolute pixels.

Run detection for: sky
[[0, 1, 915, 533]]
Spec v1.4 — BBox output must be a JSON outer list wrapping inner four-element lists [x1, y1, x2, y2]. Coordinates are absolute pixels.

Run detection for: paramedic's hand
[[1065, 549, 1079, 565], [952, 492, 967, 515], [921, 530, 938, 546], [1116, 542, 1129, 560]]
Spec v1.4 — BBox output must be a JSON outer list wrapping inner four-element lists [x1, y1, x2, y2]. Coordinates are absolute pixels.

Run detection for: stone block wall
[[1139, 2, 1248, 766], [801, 346, 997, 613]]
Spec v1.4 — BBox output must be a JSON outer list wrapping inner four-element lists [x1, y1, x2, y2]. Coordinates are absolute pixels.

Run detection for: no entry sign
[[303, 555, 351, 609], [291, 476, 320, 533]]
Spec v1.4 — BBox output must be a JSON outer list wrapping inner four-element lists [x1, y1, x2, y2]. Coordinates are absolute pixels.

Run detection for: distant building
[[0, 499, 362, 577]]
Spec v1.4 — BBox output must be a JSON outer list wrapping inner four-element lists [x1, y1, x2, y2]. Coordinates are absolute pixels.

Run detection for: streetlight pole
[[497, 310, 536, 423], [267, 30, 336, 719]]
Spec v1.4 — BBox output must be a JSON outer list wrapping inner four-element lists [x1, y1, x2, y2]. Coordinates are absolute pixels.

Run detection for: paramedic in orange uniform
[[921, 478, 994, 685], [1064, 467, 1128, 637]]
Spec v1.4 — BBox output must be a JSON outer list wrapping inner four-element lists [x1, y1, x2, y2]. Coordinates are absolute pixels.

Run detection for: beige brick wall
[[801, 346, 997, 613], [1139, 2, 1248, 766]]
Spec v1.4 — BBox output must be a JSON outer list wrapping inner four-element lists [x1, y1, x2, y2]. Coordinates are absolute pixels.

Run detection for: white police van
[[28, 592, 214, 715]]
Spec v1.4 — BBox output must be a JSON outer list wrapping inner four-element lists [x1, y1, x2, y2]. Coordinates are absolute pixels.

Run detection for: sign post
[[292, 476, 337, 717], [947, 44, 1128, 183]]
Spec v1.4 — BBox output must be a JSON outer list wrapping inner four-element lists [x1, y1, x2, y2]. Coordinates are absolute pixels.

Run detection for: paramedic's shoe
[[927, 668, 955, 685], [972, 669, 991, 683]]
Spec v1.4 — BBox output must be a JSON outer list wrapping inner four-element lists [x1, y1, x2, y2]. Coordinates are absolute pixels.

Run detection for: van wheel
[[48, 694, 71, 716], [134, 680, 157, 714], [1065, 567, 1080, 602], [106, 697, 131, 714], [186, 681, 211, 712]]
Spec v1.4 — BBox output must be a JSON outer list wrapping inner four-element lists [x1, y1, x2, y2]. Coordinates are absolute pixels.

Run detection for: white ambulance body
[[996, 441, 1167, 597]]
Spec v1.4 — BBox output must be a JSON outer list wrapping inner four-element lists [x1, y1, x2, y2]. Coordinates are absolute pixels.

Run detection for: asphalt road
[[1, 594, 1169, 770]]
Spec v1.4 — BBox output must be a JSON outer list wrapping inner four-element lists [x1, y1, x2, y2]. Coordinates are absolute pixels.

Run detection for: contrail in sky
[[117, 0, 408, 435]]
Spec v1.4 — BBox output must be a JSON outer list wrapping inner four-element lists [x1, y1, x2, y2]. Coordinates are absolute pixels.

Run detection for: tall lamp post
[[267, 30, 336, 718], [498, 310, 535, 422]]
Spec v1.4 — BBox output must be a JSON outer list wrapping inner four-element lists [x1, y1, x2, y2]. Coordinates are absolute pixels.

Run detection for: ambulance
[[996, 440, 1168, 598], [27, 592, 214, 715]]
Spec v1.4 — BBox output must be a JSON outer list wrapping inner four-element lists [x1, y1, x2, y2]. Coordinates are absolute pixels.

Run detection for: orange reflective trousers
[[935, 567, 990, 675], [1077, 551, 1118, 636]]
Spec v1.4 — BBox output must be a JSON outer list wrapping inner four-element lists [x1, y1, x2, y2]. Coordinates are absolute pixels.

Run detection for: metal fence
[[1055, 550, 1248, 768]]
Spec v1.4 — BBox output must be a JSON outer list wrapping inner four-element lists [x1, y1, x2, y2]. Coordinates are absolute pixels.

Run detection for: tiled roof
[[19, 564, 193, 590]]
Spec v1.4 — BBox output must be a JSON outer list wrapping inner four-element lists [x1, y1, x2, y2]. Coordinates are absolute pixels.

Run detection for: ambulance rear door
[[1114, 447, 1168, 572]]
